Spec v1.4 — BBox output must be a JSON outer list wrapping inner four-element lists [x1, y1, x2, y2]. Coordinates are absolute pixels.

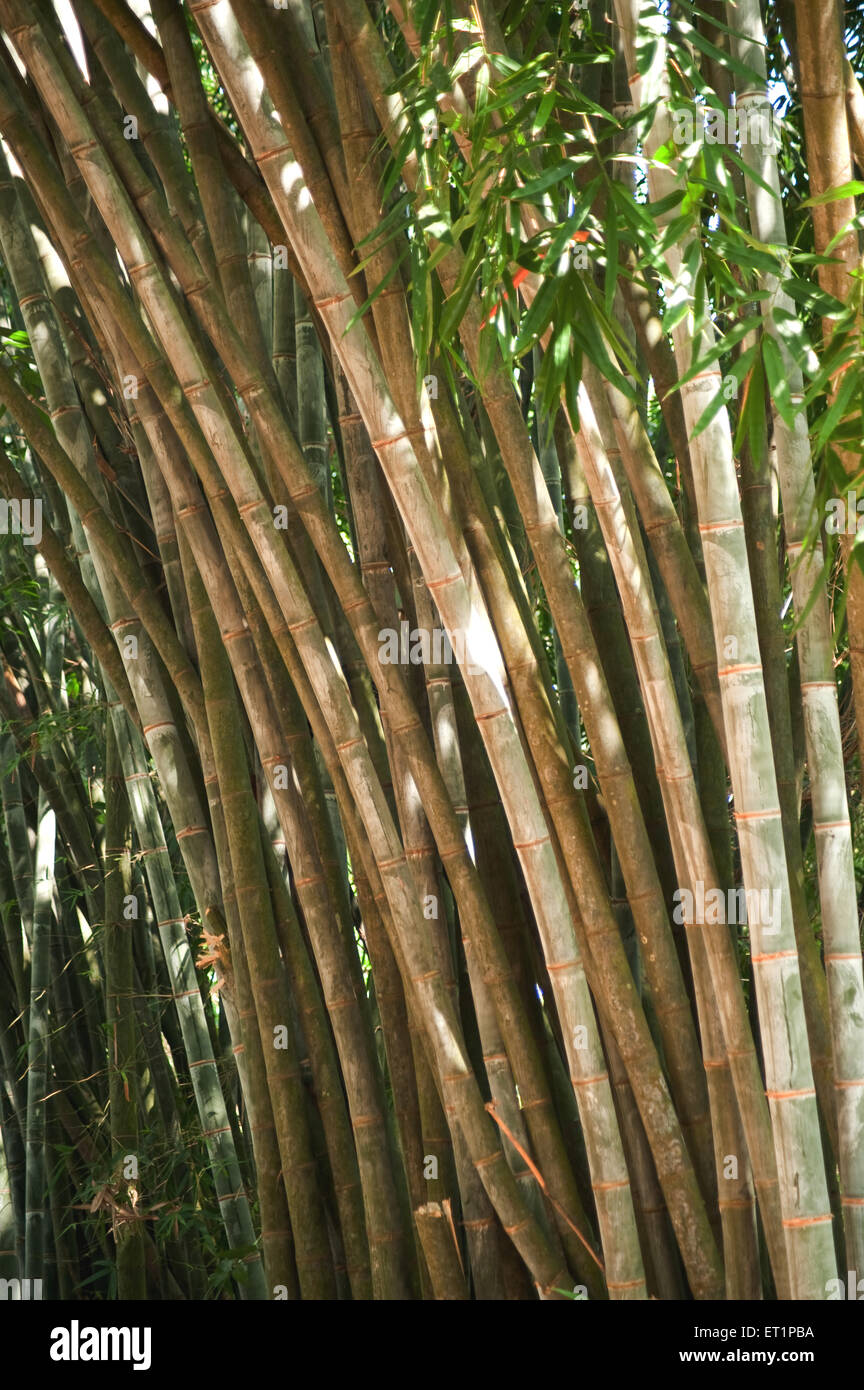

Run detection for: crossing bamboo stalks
[[326, 2, 729, 1294]]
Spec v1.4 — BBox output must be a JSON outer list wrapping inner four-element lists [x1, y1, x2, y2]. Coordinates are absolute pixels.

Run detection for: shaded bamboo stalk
[[414, 1203, 470, 1300], [102, 716, 146, 1298], [730, 0, 864, 1274]]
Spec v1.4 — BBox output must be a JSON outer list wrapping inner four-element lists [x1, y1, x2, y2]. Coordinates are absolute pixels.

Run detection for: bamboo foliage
[[0, 0, 861, 1303]]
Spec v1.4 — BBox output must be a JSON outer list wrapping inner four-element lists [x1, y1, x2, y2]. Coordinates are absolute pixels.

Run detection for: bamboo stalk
[[23, 787, 54, 1285], [414, 1203, 470, 1300], [730, 0, 864, 1276], [614, 0, 838, 1298], [102, 716, 146, 1298]]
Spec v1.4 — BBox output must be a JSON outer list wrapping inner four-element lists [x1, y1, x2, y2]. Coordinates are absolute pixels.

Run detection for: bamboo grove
[[0, 0, 862, 1303]]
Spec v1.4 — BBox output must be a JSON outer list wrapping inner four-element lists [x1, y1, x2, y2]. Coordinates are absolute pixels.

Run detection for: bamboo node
[[426, 571, 462, 592], [698, 519, 745, 534], [68, 139, 101, 159], [288, 614, 318, 635], [475, 706, 509, 723], [781, 1213, 832, 1228], [313, 291, 353, 310], [718, 663, 763, 678], [765, 1087, 816, 1100]]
